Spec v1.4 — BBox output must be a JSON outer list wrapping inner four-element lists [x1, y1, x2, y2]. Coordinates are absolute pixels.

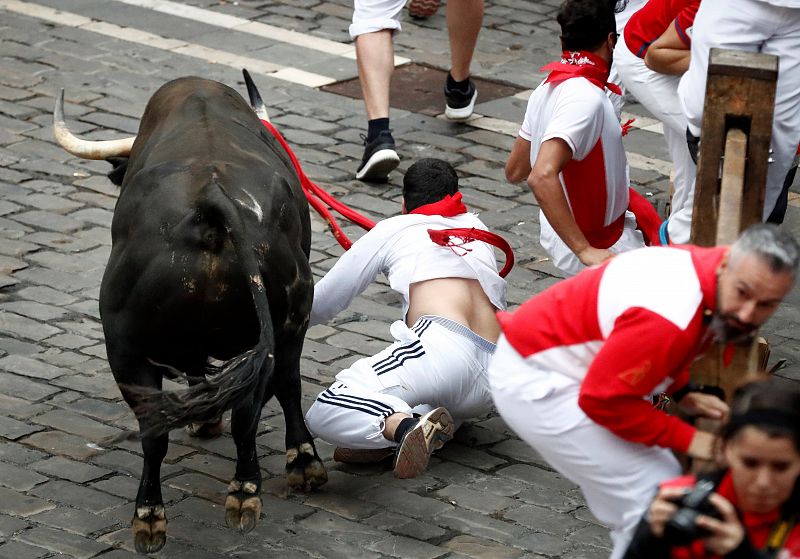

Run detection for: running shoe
[[333, 447, 395, 464], [356, 130, 400, 182], [408, 0, 440, 19], [393, 406, 454, 478], [444, 79, 478, 121]]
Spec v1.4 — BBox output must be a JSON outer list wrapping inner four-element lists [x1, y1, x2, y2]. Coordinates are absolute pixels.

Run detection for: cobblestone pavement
[[0, 1, 799, 558]]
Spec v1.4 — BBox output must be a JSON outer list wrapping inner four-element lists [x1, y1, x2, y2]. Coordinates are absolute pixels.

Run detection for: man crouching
[[305, 158, 507, 478]]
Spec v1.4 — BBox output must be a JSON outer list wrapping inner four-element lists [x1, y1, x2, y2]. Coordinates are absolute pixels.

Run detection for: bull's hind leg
[[225, 397, 263, 533], [273, 338, 327, 491], [185, 374, 224, 439]]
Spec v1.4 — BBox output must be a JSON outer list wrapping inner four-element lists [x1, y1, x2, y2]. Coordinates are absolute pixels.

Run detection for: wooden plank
[[716, 129, 748, 244], [690, 48, 778, 247]]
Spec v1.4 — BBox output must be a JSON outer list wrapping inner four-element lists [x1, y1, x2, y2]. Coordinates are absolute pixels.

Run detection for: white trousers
[[540, 210, 645, 277], [607, 0, 647, 118], [678, 0, 800, 221], [615, 34, 697, 244], [350, 0, 407, 38], [488, 336, 681, 559], [305, 315, 495, 449]]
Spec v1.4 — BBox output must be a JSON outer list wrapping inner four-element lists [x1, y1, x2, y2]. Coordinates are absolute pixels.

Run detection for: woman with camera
[[623, 377, 800, 558]]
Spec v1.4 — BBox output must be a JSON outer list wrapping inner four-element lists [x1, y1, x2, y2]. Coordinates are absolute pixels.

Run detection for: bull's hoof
[[225, 480, 262, 533], [286, 442, 328, 491], [132, 505, 167, 554], [186, 418, 224, 439]]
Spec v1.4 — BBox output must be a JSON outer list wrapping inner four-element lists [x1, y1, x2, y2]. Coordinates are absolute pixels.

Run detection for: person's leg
[[350, 0, 405, 181], [356, 30, 394, 121], [488, 338, 681, 559], [616, 34, 696, 243], [664, 125, 697, 243], [443, 0, 483, 120], [408, 0, 440, 19], [305, 379, 413, 450], [761, 8, 800, 222]]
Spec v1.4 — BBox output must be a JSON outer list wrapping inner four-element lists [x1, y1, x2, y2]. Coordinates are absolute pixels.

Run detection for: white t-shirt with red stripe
[[310, 212, 507, 326], [520, 77, 632, 265], [496, 245, 727, 453]]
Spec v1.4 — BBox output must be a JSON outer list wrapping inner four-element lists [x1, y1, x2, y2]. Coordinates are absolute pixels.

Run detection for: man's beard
[[708, 313, 758, 344]]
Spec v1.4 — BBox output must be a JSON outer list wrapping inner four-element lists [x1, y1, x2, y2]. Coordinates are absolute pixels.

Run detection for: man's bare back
[[407, 277, 501, 343]]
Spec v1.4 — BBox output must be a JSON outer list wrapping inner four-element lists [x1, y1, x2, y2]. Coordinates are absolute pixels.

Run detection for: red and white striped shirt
[[520, 75, 630, 250], [497, 245, 727, 452]]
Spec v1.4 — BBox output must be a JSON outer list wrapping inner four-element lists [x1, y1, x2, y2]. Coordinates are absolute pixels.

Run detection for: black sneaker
[[356, 130, 400, 182], [444, 80, 478, 121]]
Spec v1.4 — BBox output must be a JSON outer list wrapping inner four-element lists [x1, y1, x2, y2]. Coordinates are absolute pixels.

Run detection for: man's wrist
[[671, 381, 699, 403]]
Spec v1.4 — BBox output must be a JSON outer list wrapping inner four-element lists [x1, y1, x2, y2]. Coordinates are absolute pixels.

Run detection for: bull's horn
[[242, 69, 270, 122], [53, 88, 136, 160]]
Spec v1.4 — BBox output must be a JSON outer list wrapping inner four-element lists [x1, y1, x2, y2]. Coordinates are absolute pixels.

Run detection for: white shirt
[[520, 76, 630, 236], [310, 212, 507, 326]]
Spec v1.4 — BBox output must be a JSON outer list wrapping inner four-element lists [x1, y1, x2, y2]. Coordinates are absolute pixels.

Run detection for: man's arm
[[505, 135, 532, 183], [644, 20, 691, 75], [310, 228, 386, 326], [577, 308, 701, 453], [529, 138, 614, 267]]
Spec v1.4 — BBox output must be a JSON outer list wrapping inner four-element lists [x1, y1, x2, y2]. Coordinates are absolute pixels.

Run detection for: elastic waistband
[[415, 315, 497, 354]]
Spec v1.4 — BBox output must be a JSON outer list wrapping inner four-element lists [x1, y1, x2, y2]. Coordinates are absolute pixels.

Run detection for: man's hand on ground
[[577, 246, 615, 267], [678, 392, 729, 421]]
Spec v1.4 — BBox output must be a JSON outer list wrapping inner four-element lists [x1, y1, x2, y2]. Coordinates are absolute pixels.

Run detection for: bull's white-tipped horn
[[242, 69, 270, 122], [53, 88, 136, 160]]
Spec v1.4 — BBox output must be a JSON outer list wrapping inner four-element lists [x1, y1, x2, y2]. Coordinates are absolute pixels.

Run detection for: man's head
[[402, 158, 459, 213], [713, 224, 799, 343], [557, 0, 626, 59]]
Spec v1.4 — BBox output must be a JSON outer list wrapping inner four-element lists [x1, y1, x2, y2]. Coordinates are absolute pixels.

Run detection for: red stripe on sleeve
[[577, 307, 698, 452]]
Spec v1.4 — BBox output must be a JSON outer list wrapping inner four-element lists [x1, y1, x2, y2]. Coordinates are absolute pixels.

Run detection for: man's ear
[[718, 251, 730, 276]]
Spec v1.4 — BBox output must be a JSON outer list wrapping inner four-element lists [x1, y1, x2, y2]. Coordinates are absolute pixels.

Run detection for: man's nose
[[736, 300, 757, 324]]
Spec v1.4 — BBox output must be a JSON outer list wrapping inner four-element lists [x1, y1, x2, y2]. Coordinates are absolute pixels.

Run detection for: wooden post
[[681, 50, 777, 431], [690, 48, 778, 248], [682, 49, 778, 472]]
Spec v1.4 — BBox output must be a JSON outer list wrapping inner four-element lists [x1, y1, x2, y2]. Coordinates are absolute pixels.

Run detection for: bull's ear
[[106, 156, 129, 186]]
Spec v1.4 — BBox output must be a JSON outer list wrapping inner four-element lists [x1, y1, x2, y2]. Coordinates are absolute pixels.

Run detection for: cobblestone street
[[0, 1, 799, 558]]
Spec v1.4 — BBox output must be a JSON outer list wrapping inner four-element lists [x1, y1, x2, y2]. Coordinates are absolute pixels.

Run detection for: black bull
[[54, 76, 328, 553]]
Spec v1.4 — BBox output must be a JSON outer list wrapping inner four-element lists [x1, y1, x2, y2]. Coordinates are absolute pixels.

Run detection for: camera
[[662, 480, 722, 545]]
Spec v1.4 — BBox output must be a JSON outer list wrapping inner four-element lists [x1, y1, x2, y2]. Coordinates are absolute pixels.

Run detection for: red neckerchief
[[540, 50, 622, 95], [407, 193, 467, 217]]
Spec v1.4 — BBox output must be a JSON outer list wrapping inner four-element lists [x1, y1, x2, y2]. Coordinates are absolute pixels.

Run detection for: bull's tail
[[131, 184, 275, 439]]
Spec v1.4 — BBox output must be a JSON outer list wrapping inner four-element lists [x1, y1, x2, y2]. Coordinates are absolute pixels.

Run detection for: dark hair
[[722, 377, 800, 450], [557, 0, 625, 52], [402, 158, 459, 212]]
